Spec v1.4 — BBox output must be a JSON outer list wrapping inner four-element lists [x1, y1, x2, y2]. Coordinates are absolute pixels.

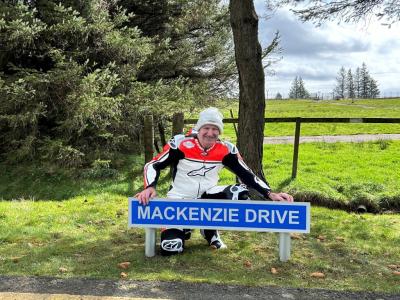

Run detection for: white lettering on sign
[[229, 209, 239, 222], [177, 207, 188, 221], [189, 207, 199, 221], [164, 207, 174, 220], [137, 205, 300, 225], [245, 209, 300, 224], [138, 205, 150, 219], [137, 206, 240, 222], [245, 209, 256, 222], [289, 211, 300, 224]]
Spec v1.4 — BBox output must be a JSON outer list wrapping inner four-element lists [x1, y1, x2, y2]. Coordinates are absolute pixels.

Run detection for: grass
[[0, 196, 399, 293], [216, 141, 400, 212], [1, 98, 399, 292], [210, 98, 400, 138], [2, 140, 399, 211], [0, 155, 144, 201]]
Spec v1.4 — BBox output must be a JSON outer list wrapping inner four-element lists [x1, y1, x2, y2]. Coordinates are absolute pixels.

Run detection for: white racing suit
[[143, 134, 272, 255]]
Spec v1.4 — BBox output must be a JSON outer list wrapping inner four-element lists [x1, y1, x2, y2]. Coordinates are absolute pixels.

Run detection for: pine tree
[[275, 92, 282, 99], [0, 0, 237, 166], [368, 78, 380, 98], [289, 76, 299, 99], [346, 69, 355, 99], [360, 62, 370, 98], [289, 76, 309, 99], [333, 66, 346, 99], [354, 67, 361, 98], [298, 77, 310, 99]]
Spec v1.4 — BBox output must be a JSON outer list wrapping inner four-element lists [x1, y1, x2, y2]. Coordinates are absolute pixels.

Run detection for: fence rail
[[184, 117, 400, 124]]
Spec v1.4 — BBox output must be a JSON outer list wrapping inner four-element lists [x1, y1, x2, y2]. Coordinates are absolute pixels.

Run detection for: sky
[[254, 1, 400, 99]]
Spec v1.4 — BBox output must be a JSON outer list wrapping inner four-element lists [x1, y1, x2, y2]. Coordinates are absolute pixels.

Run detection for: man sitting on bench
[[135, 107, 293, 255]]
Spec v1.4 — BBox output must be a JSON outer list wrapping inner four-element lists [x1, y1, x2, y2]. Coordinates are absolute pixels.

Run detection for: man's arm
[[222, 145, 293, 202], [136, 135, 184, 205]]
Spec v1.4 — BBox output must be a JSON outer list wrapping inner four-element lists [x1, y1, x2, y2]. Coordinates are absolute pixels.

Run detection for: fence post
[[230, 109, 238, 140], [172, 112, 185, 135], [143, 115, 156, 257], [291, 117, 301, 179]]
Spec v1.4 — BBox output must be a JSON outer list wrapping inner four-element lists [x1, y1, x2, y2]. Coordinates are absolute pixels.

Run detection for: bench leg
[[145, 228, 157, 257], [279, 232, 291, 262]]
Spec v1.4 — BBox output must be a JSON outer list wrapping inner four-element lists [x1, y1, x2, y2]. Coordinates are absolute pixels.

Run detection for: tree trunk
[[229, 0, 266, 181]]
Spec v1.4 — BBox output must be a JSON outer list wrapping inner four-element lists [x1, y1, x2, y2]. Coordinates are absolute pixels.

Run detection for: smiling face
[[197, 124, 220, 149]]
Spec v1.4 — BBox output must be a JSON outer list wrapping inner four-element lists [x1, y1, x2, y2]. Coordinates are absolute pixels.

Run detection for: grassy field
[[217, 141, 400, 212], [1, 98, 399, 292], [0, 195, 399, 293], [209, 98, 400, 139], [1, 140, 399, 211]]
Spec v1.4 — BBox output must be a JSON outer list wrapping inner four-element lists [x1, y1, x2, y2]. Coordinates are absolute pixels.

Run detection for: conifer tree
[[298, 77, 310, 99], [0, 0, 237, 167], [368, 78, 380, 98], [289, 76, 300, 99], [360, 62, 370, 98], [346, 69, 355, 99], [354, 67, 361, 98], [333, 66, 346, 99], [289, 76, 309, 99]]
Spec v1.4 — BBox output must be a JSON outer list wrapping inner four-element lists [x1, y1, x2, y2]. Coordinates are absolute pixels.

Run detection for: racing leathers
[[144, 134, 272, 199], [143, 134, 272, 255]]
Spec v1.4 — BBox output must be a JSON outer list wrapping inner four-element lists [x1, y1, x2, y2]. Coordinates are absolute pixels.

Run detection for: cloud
[[259, 8, 370, 57], [253, 4, 400, 96]]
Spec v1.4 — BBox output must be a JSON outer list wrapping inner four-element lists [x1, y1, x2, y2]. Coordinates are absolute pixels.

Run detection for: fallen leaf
[[59, 267, 68, 273], [271, 267, 278, 274], [310, 272, 325, 278], [118, 262, 131, 269], [317, 235, 326, 241], [335, 237, 345, 242], [11, 257, 22, 263], [243, 260, 252, 268], [393, 271, 400, 276], [120, 272, 128, 278], [290, 233, 303, 240], [387, 264, 398, 270]]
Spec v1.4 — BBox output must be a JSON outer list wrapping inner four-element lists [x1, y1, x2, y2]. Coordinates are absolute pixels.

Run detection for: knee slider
[[160, 229, 185, 256]]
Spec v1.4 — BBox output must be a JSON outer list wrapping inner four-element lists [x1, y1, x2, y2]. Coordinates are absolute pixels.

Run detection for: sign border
[[128, 198, 310, 233]]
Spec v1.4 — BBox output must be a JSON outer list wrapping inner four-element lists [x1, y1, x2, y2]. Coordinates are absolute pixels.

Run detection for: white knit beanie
[[194, 107, 224, 133]]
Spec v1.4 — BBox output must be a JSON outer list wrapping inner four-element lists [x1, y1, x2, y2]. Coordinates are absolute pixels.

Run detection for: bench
[[128, 198, 310, 262]]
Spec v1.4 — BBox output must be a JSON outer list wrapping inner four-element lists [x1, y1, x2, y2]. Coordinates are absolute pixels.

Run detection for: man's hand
[[268, 192, 294, 202], [135, 187, 157, 205]]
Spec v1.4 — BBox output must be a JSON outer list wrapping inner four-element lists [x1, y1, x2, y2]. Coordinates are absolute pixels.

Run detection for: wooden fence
[[144, 115, 400, 178]]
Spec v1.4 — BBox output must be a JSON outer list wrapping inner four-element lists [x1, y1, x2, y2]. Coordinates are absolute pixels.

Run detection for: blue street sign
[[129, 198, 310, 233]]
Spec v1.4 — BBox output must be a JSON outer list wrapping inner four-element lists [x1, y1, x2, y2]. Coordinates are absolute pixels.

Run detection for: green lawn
[[213, 98, 400, 138], [0, 195, 399, 293], [2, 140, 399, 211], [1, 98, 399, 293]]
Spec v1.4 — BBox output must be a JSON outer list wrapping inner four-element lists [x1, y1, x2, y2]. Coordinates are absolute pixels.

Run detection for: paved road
[[264, 133, 400, 144], [0, 276, 398, 300]]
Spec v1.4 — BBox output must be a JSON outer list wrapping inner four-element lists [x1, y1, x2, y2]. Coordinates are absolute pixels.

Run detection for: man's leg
[[160, 228, 192, 256], [200, 229, 227, 249], [200, 184, 249, 249]]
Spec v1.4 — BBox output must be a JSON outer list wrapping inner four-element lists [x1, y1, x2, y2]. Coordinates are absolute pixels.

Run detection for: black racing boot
[[200, 229, 227, 250]]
